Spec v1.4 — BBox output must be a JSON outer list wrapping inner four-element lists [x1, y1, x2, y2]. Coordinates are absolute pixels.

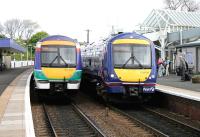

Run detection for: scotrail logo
[[143, 87, 155, 93]]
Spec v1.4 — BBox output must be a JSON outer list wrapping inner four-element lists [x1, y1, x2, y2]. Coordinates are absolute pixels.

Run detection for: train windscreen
[[41, 46, 76, 67], [113, 44, 151, 69]]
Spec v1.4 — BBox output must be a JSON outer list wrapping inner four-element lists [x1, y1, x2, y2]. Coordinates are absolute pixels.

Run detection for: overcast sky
[[0, 0, 164, 42]]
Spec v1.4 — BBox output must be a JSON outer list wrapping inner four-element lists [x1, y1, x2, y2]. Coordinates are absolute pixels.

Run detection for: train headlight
[[110, 74, 115, 78]]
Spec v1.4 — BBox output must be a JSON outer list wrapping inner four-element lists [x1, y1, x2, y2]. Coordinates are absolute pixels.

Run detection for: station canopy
[[0, 38, 26, 53], [141, 9, 200, 31]]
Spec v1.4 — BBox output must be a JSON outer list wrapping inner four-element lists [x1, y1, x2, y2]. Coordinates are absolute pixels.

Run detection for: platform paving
[[157, 74, 200, 92], [0, 67, 32, 96], [0, 69, 34, 137], [157, 74, 200, 102]]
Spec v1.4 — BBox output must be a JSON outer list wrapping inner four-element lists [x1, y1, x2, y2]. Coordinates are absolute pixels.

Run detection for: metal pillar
[[161, 37, 165, 59], [27, 47, 28, 66], [85, 29, 91, 44]]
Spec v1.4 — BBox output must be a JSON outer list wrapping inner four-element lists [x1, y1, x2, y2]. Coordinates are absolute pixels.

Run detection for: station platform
[[0, 67, 31, 95], [0, 68, 34, 137], [156, 74, 200, 102]]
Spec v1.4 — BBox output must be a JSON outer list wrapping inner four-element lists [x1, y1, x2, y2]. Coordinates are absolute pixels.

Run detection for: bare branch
[[4, 19, 21, 39], [3, 19, 39, 40], [164, 0, 199, 11], [22, 20, 39, 40], [0, 23, 4, 34]]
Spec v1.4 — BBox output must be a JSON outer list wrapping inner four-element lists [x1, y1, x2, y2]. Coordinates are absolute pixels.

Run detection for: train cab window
[[113, 44, 151, 69], [60, 47, 76, 66], [89, 59, 92, 66], [41, 46, 76, 67], [41, 47, 58, 66]]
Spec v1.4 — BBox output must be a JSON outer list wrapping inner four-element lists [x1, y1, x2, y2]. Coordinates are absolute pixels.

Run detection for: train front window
[[113, 44, 151, 69], [41, 46, 76, 67], [60, 47, 76, 66]]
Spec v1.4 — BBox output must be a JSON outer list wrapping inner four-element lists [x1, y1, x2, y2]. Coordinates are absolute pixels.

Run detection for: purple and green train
[[33, 35, 82, 92]]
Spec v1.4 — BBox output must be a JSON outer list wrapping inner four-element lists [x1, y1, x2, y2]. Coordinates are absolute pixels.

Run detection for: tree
[[4, 19, 39, 40], [164, 0, 200, 11], [4, 19, 21, 39], [28, 31, 49, 45], [0, 34, 6, 39], [0, 23, 4, 34], [182, 0, 200, 11], [22, 20, 39, 40]]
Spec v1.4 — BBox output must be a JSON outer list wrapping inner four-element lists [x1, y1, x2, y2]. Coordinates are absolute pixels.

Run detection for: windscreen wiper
[[121, 56, 132, 68], [60, 56, 69, 67], [49, 55, 58, 66], [121, 55, 144, 69]]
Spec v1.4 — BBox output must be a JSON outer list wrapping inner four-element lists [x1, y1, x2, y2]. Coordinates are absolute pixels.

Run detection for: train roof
[[109, 32, 151, 43], [39, 35, 75, 42]]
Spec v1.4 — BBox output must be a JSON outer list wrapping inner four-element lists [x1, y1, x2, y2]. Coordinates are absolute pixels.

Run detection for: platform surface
[[0, 67, 31, 95], [0, 69, 34, 137], [157, 74, 200, 102]]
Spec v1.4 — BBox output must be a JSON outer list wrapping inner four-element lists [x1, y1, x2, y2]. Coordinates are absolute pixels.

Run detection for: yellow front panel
[[114, 69, 151, 82], [41, 40, 76, 46], [42, 67, 76, 79]]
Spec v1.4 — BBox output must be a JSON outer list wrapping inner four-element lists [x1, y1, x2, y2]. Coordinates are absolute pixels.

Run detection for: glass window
[[113, 44, 151, 68], [60, 47, 76, 65], [41, 46, 76, 67], [41, 47, 58, 66]]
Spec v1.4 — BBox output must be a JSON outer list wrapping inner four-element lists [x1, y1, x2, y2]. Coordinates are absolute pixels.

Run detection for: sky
[[0, 0, 164, 42]]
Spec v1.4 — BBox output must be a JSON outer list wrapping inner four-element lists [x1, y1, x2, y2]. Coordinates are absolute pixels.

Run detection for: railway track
[[31, 92, 105, 137], [110, 105, 200, 137], [43, 103, 105, 137]]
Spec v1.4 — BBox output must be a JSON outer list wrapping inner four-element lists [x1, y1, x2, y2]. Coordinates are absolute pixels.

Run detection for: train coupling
[[127, 87, 139, 96]]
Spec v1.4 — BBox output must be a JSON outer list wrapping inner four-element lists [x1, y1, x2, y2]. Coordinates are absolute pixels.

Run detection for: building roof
[[0, 38, 26, 53], [177, 40, 200, 48], [141, 9, 200, 28]]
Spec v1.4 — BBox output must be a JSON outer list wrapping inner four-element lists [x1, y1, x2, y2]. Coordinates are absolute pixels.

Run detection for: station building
[[176, 41, 200, 73], [139, 9, 200, 73], [0, 38, 26, 69]]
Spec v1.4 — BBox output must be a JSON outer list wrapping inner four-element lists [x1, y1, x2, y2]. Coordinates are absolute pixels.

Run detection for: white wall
[[3, 56, 11, 68], [182, 47, 196, 72], [11, 61, 34, 68]]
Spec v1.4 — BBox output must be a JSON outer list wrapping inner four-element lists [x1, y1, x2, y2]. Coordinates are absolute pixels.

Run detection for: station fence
[[11, 61, 34, 68]]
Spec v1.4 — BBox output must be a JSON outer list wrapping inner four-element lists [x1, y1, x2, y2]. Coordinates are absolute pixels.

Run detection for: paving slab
[[0, 69, 34, 137], [0, 67, 32, 95], [157, 74, 200, 92]]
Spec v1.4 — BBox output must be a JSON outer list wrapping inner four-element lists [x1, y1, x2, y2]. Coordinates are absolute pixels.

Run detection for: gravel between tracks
[[73, 94, 153, 137]]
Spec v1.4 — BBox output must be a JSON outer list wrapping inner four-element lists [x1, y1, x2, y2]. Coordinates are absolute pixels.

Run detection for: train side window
[[89, 59, 91, 66]]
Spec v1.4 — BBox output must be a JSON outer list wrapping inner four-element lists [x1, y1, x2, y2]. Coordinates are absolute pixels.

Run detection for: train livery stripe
[[41, 68, 76, 79], [41, 40, 76, 46], [114, 69, 151, 82], [112, 39, 150, 45]]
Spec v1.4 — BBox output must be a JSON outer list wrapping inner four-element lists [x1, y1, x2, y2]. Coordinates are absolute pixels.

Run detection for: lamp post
[[27, 46, 28, 66], [27, 45, 33, 66]]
